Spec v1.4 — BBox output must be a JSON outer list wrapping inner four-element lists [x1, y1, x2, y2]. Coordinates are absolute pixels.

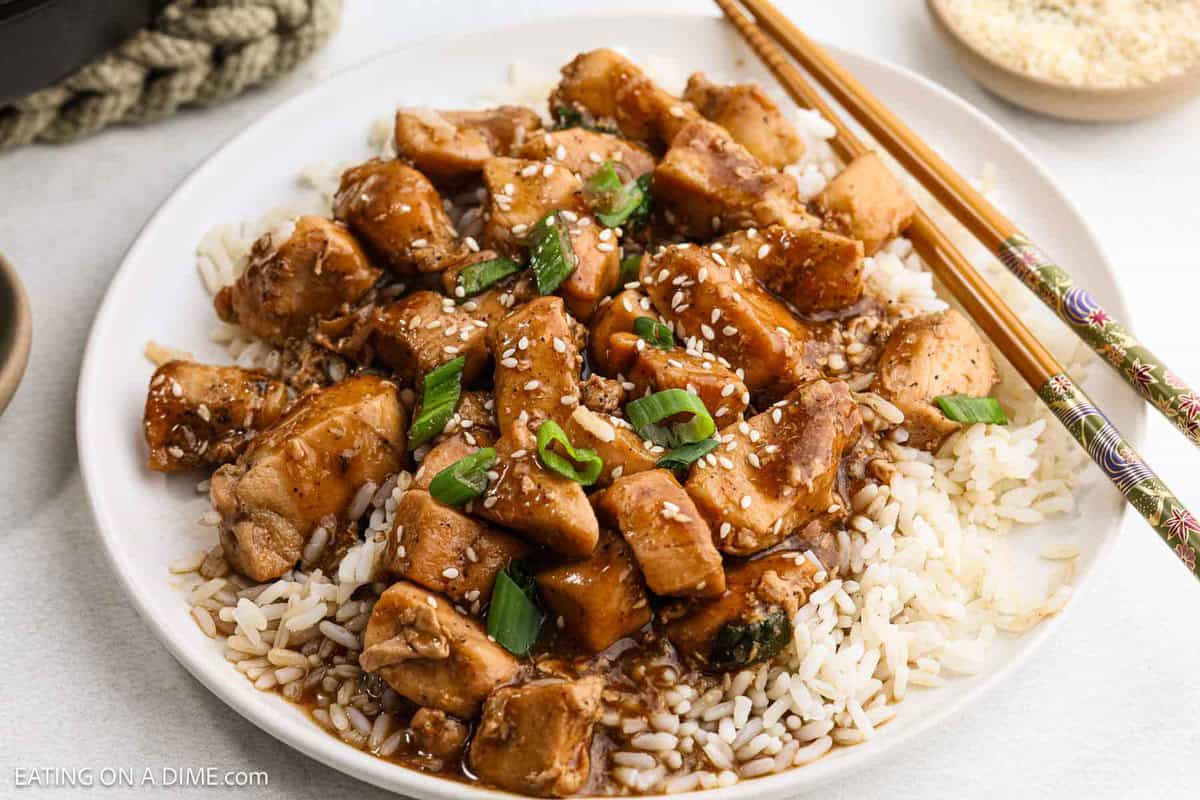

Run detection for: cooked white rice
[[168, 54, 1096, 792]]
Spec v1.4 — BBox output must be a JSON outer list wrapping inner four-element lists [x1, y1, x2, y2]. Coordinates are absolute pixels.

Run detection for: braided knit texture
[[0, 0, 343, 150]]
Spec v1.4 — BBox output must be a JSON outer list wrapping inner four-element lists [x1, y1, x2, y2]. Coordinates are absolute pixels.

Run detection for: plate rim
[[76, 10, 1141, 799]]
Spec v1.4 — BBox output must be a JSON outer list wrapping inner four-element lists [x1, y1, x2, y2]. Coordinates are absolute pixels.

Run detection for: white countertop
[[2, 1, 1198, 797]]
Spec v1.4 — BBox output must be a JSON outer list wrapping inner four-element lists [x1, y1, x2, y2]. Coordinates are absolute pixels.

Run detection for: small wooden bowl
[[0, 254, 32, 416], [927, 0, 1200, 122]]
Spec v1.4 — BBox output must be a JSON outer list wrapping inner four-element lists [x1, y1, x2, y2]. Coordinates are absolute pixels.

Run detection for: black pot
[[0, 0, 165, 104]]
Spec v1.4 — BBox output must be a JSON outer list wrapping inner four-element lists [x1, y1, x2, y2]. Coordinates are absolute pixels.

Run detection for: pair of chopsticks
[[714, 0, 1200, 579]]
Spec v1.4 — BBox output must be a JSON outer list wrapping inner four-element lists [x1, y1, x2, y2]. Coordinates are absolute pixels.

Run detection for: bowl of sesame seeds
[[928, 0, 1200, 121]]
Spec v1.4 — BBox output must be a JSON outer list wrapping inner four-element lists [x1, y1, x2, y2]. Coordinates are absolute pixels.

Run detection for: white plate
[[77, 12, 1139, 799]]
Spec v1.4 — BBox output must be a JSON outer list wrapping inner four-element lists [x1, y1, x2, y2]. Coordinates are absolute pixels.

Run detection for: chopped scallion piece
[[620, 253, 643, 284], [408, 356, 465, 448], [457, 257, 522, 299], [586, 161, 646, 228], [934, 395, 1009, 425], [428, 447, 496, 506], [626, 389, 716, 447], [657, 438, 720, 473], [628, 172, 654, 227], [552, 106, 585, 130], [530, 213, 577, 295], [634, 316, 675, 350], [535, 420, 603, 485], [487, 567, 543, 656]]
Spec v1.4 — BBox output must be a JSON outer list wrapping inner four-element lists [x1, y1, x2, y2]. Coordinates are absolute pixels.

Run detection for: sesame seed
[[669, 105, 686, 118], [748, 453, 761, 468], [426, 596, 438, 608], [597, 243, 615, 252], [719, 522, 732, 538], [554, 144, 567, 160], [442, 567, 460, 579], [561, 209, 579, 222], [772, 408, 783, 424], [524, 380, 541, 391], [711, 252, 726, 266], [500, 357, 518, 368], [411, 238, 428, 249], [520, 164, 539, 177], [483, 496, 498, 508], [511, 449, 527, 459], [701, 324, 715, 341], [740, 495, 752, 509], [721, 384, 736, 397], [553, 337, 567, 353], [542, 164, 555, 177], [518, 336, 529, 350], [443, 346, 460, 354]]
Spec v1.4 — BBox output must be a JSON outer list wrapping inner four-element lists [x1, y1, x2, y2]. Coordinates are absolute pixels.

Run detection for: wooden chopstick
[[733, 4, 1200, 451], [714, 0, 1200, 579]]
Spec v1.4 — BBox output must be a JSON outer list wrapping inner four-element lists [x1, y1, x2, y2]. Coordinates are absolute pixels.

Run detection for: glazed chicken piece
[[214, 215, 379, 345], [360, 581, 519, 719], [642, 243, 815, 396], [686, 379, 861, 556], [409, 707, 469, 763], [594, 470, 725, 598], [716, 225, 865, 313], [334, 159, 467, 274], [453, 389, 498, 435], [413, 432, 496, 488], [481, 157, 583, 257], [683, 72, 805, 169], [812, 152, 917, 255], [210, 375, 406, 581], [588, 288, 655, 374], [550, 48, 700, 145], [517, 128, 656, 181], [387, 489, 530, 610], [872, 309, 998, 449], [394, 105, 542, 185], [665, 553, 819, 670], [489, 297, 656, 486], [653, 119, 817, 239], [143, 361, 289, 472], [558, 218, 621, 322], [470, 676, 605, 797], [535, 530, 653, 652], [607, 332, 749, 422], [476, 425, 600, 558]]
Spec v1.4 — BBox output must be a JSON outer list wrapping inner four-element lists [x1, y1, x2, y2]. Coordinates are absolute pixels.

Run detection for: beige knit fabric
[[0, 0, 343, 150]]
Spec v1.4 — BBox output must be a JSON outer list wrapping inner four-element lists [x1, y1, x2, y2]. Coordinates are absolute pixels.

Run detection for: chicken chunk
[[334, 159, 466, 274], [214, 216, 379, 345], [607, 332, 749, 422], [550, 48, 700, 145], [388, 489, 530, 609], [360, 581, 519, 718], [412, 432, 496, 489], [482, 157, 583, 257], [470, 677, 604, 797], [563, 405, 659, 488], [872, 309, 998, 449], [409, 707, 469, 762], [579, 374, 625, 415], [812, 152, 916, 255], [665, 553, 819, 670], [535, 529, 652, 652], [716, 225, 865, 313], [143, 361, 289, 472], [588, 288, 655, 375], [517, 128, 656, 181], [642, 244, 815, 395], [210, 375, 406, 581], [476, 429, 600, 558], [654, 120, 817, 239], [394, 105, 542, 184], [683, 72, 805, 169], [560, 220, 621, 322], [686, 380, 861, 556], [594, 470, 725, 598]]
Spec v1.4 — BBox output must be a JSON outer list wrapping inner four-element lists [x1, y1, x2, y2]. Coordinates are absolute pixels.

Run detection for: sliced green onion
[[586, 161, 645, 228], [530, 213, 577, 295], [487, 567, 543, 656], [535, 420, 603, 486], [628, 172, 654, 227], [633, 316, 675, 350], [408, 356, 465, 448], [626, 389, 716, 447], [457, 257, 522, 299], [620, 253, 643, 284], [934, 395, 1009, 425], [657, 438, 720, 473], [429, 447, 497, 506], [553, 106, 585, 130]]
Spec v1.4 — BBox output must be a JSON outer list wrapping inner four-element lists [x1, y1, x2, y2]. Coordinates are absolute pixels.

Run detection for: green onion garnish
[[626, 389, 716, 448], [586, 161, 646, 228], [628, 172, 653, 227], [429, 447, 497, 506], [633, 316, 675, 350], [457, 257, 522, 299], [657, 438, 720, 473], [535, 420, 603, 485], [620, 253, 643, 284], [530, 213, 577, 295], [934, 395, 1009, 425], [486, 567, 543, 656], [408, 356, 465, 448], [553, 106, 585, 130]]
